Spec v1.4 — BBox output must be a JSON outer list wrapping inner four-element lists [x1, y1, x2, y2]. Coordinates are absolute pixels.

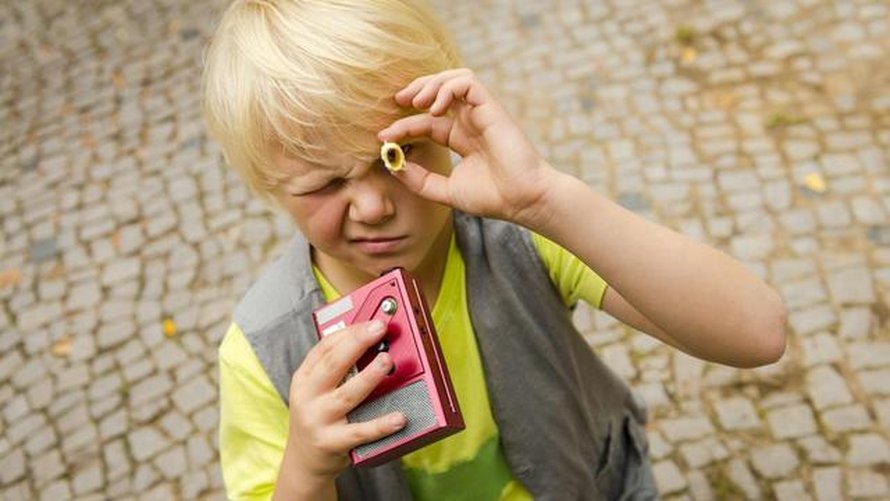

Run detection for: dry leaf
[[51, 335, 72, 357], [47, 263, 66, 280], [163, 319, 178, 337], [803, 173, 827, 194], [81, 133, 96, 149], [112, 69, 126, 90], [0, 268, 21, 288], [709, 90, 737, 110]]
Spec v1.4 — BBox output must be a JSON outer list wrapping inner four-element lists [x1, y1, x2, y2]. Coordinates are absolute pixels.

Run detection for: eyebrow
[[282, 161, 360, 193]]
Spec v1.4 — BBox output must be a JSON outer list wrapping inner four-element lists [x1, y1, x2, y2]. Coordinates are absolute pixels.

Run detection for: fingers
[[429, 75, 490, 116], [395, 68, 472, 107], [390, 160, 452, 207], [396, 68, 490, 114], [301, 320, 388, 394], [325, 411, 407, 453], [384, 68, 496, 153], [323, 351, 394, 417], [378, 113, 470, 156]]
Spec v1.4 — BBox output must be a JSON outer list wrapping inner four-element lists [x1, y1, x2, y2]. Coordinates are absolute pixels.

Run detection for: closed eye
[[294, 177, 346, 196]]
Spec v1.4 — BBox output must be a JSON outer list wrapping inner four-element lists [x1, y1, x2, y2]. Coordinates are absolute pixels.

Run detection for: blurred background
[[1, 0, 889, 499]]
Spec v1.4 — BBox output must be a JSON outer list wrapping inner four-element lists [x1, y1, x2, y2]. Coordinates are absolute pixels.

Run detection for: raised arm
[[378, 68, 786, 368]]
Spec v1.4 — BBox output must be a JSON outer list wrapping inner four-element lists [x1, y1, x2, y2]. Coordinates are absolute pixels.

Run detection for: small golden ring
[[380, 142, 405, 172]]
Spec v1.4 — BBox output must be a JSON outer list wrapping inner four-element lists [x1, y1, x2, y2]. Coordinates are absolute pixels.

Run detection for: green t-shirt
[[218, 232, 608, 500]]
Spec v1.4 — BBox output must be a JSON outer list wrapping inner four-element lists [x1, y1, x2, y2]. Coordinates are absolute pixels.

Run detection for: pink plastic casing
[[311, 268, 464, 467]]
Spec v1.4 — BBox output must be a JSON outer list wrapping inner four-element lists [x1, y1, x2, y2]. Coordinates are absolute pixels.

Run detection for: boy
[[202, 1, 787, 500]]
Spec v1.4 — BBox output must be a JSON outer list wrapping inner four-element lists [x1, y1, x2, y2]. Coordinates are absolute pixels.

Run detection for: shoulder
[[218, 322, 268, 382], [233, 235, 318, 336], [229, 235, 325, 404], [454, 212, 537, 255]]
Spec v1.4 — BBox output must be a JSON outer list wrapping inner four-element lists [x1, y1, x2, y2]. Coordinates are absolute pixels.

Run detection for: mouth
[[350, 236, 408, 254]]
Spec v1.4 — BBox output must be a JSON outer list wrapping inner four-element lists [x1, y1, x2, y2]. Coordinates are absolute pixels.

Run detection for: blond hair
[[202, 0, 462, 197]]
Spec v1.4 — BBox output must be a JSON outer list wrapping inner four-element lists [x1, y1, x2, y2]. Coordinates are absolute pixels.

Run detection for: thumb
[[390, 161, 452, 207]]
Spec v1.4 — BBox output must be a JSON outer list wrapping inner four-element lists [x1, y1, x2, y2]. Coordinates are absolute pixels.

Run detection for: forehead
[[270, 147, 370, 190], [273, 155, 339, 187]]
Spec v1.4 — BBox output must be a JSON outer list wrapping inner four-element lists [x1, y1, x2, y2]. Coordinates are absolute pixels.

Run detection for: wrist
[[275, 440, 340, 500], [513, 167, 581, 234]]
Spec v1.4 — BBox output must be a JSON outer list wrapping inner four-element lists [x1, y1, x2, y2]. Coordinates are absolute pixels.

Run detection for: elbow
[[739, 293, 788, 368], [758, 309, 788, 366]]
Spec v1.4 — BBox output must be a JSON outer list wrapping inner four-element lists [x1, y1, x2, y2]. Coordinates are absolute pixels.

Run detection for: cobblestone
[[847, 341, 890, 370], [659, 415, 715, 443], [128, 426, 170, 463], [788, 304, 837, 336], [820, 405, 872, 433], [838, 307, 872, 338], [847, 469, 889, 498], [653, 459, 687, 495], [774, 480, 811, 501], [726, 458, 761, 499], [801, 332, 843, 367], [713, 397, 760, 431], [155, 445, 188, 480], [806, 365, 854, 410], [846, 433, 890, 466], [72, 461, 103, 496], [812, 466, 842, 501], [767, 404, 818, 440], [826, 266, 876, 304], [679, 437, 729, 469], [0, 449, 26, 485], [750, 443, 800, 480]]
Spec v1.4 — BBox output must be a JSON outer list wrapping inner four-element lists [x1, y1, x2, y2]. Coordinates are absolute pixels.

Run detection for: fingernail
[[368, 320, 385, 335], [390, 413, 406, 428], [376, 353, 390, 370]]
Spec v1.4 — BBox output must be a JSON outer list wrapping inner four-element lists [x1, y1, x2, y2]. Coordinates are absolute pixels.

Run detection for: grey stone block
[[826, 266, 875, 304], [0, 448, 25, 484], [128, 426, 170, 462], [154, 445, 187, 480], [72, 461, 103, 496], [806, 365, 853, 410], [768, 404, 817, 439], [171, 375, 215, 415], [750, 443, 799, 480], [713, 397, 760, 431], [847, 433, 890, 466], [821, 404, 872, 433]]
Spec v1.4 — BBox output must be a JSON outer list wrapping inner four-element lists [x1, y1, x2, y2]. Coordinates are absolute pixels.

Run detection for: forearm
[[273, 444, 338, 501], [524, 170, 786, 366]]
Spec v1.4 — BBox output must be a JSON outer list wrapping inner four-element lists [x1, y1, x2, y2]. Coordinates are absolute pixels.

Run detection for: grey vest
[[234, 213, 658, 500]]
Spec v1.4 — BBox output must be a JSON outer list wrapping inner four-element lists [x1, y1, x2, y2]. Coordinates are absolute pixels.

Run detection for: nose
[[346, 172, 395, 225]]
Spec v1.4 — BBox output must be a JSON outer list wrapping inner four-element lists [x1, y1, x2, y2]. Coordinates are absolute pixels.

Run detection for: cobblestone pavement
[[1, 0, 889, 499]]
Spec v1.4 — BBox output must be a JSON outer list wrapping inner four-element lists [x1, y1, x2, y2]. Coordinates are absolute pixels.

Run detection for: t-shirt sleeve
[[530, 232, 609, 309], [218, 322, 290, 501]]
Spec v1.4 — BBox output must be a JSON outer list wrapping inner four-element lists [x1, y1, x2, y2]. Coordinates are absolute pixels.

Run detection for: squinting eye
[[320, 178, 346, 191], [295, 178, 345, 196]]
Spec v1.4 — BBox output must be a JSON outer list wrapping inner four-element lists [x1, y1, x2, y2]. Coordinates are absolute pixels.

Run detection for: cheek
[[405, 193, 450, 230], [282, 196, 346, 246]]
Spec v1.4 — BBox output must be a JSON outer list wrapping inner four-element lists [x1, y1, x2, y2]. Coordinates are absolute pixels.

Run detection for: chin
[[364, 255, 421, 277]]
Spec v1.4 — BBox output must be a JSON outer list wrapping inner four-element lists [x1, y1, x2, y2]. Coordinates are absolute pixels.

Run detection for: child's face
[[272, 139, 453, 284]]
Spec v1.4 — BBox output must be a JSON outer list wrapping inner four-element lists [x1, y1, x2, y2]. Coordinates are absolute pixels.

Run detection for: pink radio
[[312, 267, 464, 467]]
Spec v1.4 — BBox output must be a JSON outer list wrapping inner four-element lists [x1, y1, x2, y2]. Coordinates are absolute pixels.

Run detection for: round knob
[[381, 297, 398, 315]]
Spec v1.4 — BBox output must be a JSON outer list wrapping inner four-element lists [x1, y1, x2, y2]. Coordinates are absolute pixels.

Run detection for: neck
[[412, 216, 453, 307]]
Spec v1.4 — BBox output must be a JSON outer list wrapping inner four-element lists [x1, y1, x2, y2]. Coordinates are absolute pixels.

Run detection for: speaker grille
[[349, 380, 436, 460]]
